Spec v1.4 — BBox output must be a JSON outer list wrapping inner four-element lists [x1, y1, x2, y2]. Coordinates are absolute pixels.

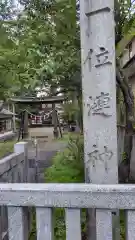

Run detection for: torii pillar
[[12, 103, 16, 132]]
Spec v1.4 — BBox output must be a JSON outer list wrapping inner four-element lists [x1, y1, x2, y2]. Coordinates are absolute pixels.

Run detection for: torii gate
[[80, 0, 118, 239], [9, 96, 66, 139]]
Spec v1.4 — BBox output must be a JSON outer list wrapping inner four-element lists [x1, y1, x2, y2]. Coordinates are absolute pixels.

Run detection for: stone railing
[[0, 131, 16, 142], [0, 183, 134, 240], [0, 142, 29, 240], [0, 142, 28, 184]]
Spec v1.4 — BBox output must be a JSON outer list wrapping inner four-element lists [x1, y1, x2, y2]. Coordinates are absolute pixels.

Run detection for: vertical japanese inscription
[[80, 0, 117, 186]]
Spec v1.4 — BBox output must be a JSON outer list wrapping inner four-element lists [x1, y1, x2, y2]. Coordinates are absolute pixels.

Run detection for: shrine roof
[[0, 108, 15, 119], [9, 96, 66, 104]]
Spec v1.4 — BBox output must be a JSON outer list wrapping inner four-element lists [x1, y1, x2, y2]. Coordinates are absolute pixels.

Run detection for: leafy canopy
[[0, 0, 135, 99]]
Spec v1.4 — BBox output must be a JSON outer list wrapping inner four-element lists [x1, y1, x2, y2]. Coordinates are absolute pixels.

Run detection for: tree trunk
[[116, 60, 134, 182]]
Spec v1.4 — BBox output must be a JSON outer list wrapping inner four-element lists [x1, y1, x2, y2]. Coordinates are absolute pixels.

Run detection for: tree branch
[[116, 59, 134, 127]]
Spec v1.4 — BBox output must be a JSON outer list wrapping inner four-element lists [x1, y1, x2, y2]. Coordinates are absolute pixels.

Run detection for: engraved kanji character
[[99, 146, 113, 170], [84, 49, 93, 71], [87, 144, 99, 167], [88, 145, 113, 171], [88, 92, 111, 116], [95, 47, 112, 68]]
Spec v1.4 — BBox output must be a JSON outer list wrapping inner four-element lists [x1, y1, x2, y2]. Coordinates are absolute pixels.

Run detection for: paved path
[[28, 142, 66, 183], [27, 127, 67, 182]]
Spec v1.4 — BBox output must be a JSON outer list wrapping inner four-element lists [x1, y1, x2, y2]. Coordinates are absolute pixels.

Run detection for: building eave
[[116, 31, 135, 58], [9, 96, 67, 104], [123, 55, 135, 69]]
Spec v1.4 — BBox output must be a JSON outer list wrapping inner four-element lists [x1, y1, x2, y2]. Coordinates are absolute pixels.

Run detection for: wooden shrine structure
[[0, 108, 15, 133], [9, 96, 66, 140]]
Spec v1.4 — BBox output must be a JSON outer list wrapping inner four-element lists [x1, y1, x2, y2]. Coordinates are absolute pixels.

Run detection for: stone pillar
[[14, 142, 30, 237], [80, 0, 118, 239], [14, 142, 28, 183]]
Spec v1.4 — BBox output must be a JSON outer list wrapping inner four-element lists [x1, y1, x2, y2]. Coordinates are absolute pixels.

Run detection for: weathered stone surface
[[36, 208, 53, 240], [126, 210, 135, 240], [0, 153, 24, 178], [66, 209, 81, 240], [0, 132, 16, 142], [0, 183, 134, 209], [0, 142, 29, 240], [80, 0, 119, 238], [8, 206, 28, 240], [96, 210, 112, 240], [0, 139, 67, 238], [80, 0, 118, 185]]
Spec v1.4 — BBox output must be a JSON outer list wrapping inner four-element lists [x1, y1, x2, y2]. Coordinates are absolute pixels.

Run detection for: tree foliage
[[115, 0, 135, 44], [0, 0, 81, 99], [0, 0, 135, 100]]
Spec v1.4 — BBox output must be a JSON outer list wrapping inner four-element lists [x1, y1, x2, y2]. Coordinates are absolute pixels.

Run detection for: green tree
[[115, 0, 135, 44]]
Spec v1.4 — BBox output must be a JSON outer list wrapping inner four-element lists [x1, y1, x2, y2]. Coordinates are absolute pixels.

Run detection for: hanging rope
[[20, 108, 53, 118]]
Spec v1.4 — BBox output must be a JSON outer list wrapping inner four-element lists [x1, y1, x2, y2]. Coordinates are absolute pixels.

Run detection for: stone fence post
[[14, 142, 31, 238], [14, 142, 28, 183]]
